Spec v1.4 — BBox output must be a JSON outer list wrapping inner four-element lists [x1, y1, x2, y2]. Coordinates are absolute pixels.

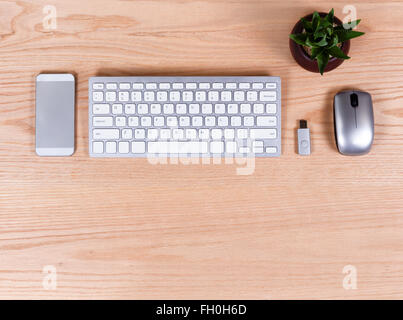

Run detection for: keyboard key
[[157, 92, 168, 102], [119, 141, 129, 153], [147, 129, 159, 140], [93, 141, 104, 153], [134, 129, 145, 139], [172, 83, 184, 89], [163, 104, 174, 114], [106, 141, 117, 153], [124, 104, 135, 114], [172, 129, 184, 140], [150, 104, 161, 114], [144, 91, 155, 101], [119, 91, 129, 102], [239, 83, 250, 89], [106, 92, 116, 102], [211, 129, 222, 139], [257, 116, 277, 127], [244, 116, 254, 126], [176, 104, 187, 114], [225, 83, 237, 89], [231, 116, 241, 127], [210, 141, 224, 153], [106, 83, 117, 90], [154, 116, 165, 127], [224, 129, 235, 139], [148, 141, 208, 154], [146, 83, 157, 90], [179, 116, 190, 127], [182, 91, 193, 101], [160, 129, 171, 139], [119, 83, 131, 90], [132, 141, 146, 153], [131, 92, 142, 102], [185, 83, 197, 89], [185, 129, 197, 140], [199, 83, 210, 89], [202, 104, 212, 114], [133, 83, 144, 90], [247, 91, 257, 101], [266, 103, 277, 114], [227, 104, 238, 114], [205, 116, 216, 126], [253, 104, 264, 114], [250, 129, 277, 139], [221, 91, 231, 101], [217, 116, 229, 126], [167, 117, 178, 127], [237, 129, 248, 139], [240, 104, 251, 114], [195, 91, 206, 102], [189, 104, 200, 114], [93, 83, 104, 90], [208, 91, 219, 101], [93, 129, 119, 140], [93, 92, 104, 102], [260, 91, 276, 101], [112, 104, 123, 114], [141, 117, 152, 126], [93, 117, 113, 127], [137, 104, 148, 114], [212, 83, 223, 89], [170, 91, 180, 101], [252, 83, 263, 89], [93, 104, 110, 114], [226, 141, 237, 153], [265, 83, 277, 89], [199, 129, 209, 139], [215, 104, 225, 114], [234, 91, 245, 101], [122, 128, 133, 139], [159, 83, 170, 89], [115, 117, 126, 127], [266, 147, 277, 153], [192, 116, 203, 127], [128, 117, 139, 127]]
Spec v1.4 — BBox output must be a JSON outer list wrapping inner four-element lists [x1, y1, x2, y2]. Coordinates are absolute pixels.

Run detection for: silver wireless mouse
[[334, 90, 374, 155]]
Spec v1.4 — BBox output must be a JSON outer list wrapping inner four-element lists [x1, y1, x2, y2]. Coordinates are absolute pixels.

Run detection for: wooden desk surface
[[1, 0, 403, 299]]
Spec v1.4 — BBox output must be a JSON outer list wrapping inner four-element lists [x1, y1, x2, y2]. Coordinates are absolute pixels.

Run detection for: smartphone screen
[[35, 74, 75, 156]]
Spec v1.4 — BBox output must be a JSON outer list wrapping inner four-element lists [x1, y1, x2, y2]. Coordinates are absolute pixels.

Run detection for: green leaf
[[335, 19, 361, 31], [326, 8, 334, 24], [301, 18, 313, 32], [317, 51, 330, 75], [305, 37, 320, 48], [329, 34, 339, 47], [289, 33, 307, 46], [311, 47, 324, 59], [335, 30, 365, 43], [315, 36, 328, 47], [312, 11, 320, 32], [328, 46, 350, 59]]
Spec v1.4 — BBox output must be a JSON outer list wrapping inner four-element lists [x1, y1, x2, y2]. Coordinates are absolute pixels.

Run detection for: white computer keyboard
[[88, 76, 281, 157]]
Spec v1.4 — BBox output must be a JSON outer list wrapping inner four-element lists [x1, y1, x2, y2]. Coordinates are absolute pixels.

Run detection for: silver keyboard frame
[[89, 76, 281, 157]]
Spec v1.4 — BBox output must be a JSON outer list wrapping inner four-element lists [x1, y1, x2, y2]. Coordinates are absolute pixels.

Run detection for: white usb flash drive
[[298, 120, 310, 155]]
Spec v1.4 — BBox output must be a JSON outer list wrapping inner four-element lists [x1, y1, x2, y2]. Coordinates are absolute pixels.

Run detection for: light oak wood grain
[[1, 0, 403, 299]]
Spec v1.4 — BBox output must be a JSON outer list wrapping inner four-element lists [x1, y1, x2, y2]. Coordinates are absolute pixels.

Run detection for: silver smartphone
[[35, 74, 75, 156]]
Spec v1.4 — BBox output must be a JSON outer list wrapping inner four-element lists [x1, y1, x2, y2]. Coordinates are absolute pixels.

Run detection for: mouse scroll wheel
[[350, 93, 359, 107]]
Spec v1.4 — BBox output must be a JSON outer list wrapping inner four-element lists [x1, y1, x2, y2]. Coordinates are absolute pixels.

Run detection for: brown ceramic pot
[[289, 12, 350, 73]]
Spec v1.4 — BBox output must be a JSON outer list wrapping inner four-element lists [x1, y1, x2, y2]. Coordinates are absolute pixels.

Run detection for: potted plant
[[289, 8, 365, 75]]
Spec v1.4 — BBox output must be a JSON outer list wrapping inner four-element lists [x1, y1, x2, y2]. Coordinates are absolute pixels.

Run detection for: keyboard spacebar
[[148, 141, 208, 154]]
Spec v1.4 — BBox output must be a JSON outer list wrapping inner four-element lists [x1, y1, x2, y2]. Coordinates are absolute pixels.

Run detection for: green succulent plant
[[289, 8, 365, 75]]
